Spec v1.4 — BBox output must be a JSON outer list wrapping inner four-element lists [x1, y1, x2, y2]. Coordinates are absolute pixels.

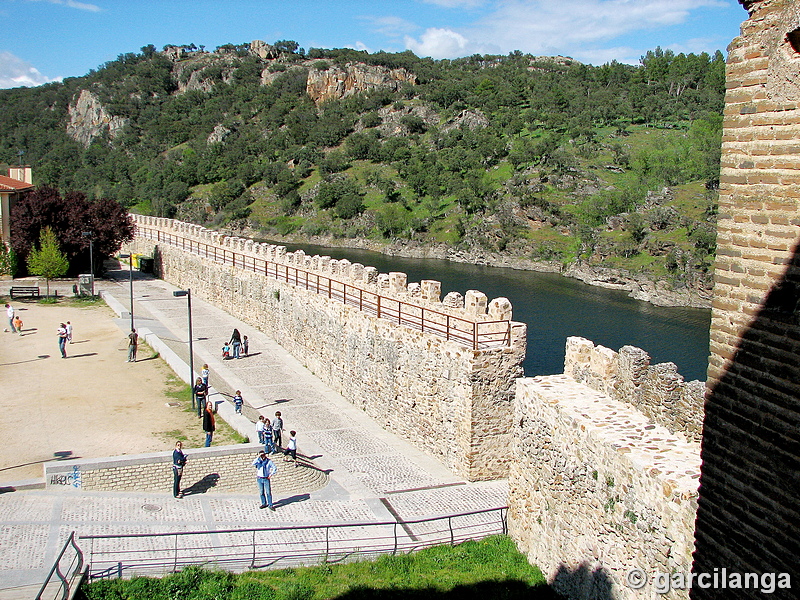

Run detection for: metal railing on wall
[[35, 532, 85, 600], [136, 226, 512, 350], [82, 506, 508, 580]]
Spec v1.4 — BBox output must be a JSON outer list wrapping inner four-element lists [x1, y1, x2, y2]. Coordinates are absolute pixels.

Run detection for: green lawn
[[78, 536, 556, 600]]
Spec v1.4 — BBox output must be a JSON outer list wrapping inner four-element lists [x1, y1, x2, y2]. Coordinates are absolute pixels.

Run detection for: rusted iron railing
[[135, 227, 512, 350]]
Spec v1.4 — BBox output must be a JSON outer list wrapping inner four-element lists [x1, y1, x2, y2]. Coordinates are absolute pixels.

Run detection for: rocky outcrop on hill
[[378, 103, 440, 136], [66, 89, 127, 148], [306, 63, 417, 105], [249, 40, 279, 60], [441, 109, 489, 132]]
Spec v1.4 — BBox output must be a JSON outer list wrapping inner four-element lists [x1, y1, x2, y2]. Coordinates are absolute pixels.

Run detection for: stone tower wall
[[693, 0, 800, 597]]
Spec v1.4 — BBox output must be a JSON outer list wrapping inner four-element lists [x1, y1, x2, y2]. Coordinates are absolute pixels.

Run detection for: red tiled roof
[[0, 175, 34, 192]]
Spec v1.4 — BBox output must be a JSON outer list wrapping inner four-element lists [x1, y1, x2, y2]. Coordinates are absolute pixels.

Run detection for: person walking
[[6, 303, 16, 333], [13, 315, 23, 336], [57, 323, 68, 358], [172, 441, 187, 498], [202, 402, 215, 447], [272, 411, 283, 451], [66, 321, 73, 343], [127, 329, 138, 362], [193, 377, 208, 417], [201, 364, 210, 388], [229, 328, 242, 359], [233, 390, 243, 414], [252, 450, 277, 510], [243, 335, 249, 356], [283, 430, 298, 464]]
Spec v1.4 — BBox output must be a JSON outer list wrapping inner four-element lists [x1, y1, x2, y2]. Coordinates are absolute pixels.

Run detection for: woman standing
[[172, 441, 187, 498], [229, 328, 242, 359]]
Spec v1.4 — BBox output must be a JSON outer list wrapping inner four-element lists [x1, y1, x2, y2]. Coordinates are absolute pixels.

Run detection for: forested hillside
[[0, 41, 725, 302]]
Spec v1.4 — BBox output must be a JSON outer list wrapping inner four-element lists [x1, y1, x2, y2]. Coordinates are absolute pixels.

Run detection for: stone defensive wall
[[509, 341, 702, 600], [44, 443, 328, 495], [563, 337, 705, 443], [126, 215, 527, 481]]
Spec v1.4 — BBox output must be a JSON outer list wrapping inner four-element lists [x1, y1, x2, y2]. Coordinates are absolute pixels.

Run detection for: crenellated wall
[[563, 337, 705, 443], [509, 373, 701, 600], [126, 216, 526, 481]]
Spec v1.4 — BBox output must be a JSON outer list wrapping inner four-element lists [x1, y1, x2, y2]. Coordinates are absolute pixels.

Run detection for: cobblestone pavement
[[0, 270, 508, 597]]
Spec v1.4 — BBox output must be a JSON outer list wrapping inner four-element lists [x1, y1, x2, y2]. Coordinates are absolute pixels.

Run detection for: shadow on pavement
[[182, 473, 220, 496]]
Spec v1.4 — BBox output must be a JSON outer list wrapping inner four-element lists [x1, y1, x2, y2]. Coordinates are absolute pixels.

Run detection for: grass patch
[[79, 536, 555, 600], [157, 373, 248, 447]]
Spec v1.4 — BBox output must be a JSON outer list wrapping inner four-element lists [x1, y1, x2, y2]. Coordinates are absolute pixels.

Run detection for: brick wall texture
[[692, 1, 800, 598], [127, 217, 526, 481]]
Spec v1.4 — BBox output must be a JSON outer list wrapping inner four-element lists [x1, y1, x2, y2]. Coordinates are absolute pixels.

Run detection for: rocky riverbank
[[238, 228, 713, 309]]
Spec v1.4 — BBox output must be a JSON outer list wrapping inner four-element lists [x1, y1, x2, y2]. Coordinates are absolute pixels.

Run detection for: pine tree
[[26, 228, 69, 297]]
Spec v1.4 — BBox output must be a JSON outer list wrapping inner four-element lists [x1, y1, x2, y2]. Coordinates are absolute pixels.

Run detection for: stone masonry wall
[[509, 375, 701, 600], [126, 216, 526, 481], [564, 337, 705, 442], [692, 1, 800, 597], [43, 444, 327, 495]]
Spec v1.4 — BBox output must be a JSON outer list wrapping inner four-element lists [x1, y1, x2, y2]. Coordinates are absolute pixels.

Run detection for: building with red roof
[[0, 166, 34, 246]]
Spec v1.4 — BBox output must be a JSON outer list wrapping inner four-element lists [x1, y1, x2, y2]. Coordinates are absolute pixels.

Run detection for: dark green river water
[[265, 241, 711, 382]]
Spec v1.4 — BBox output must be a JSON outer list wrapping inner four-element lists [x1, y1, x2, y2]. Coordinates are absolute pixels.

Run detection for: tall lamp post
[[173, 289, 194, 406], [118, 254, 135, 331], [81, 231, 94, 297]]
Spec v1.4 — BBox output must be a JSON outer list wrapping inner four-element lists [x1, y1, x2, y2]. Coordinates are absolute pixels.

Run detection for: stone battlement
[[563, 337, 705, 443], [510, 373, 701, 600], [132, 215, 514, 324]]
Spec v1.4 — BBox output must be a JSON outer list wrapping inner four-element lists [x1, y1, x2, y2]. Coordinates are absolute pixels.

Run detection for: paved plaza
[[0, 269, 508, 598]]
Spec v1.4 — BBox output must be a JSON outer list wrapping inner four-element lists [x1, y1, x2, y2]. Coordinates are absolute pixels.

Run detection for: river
[[262, 241, 712, 382]]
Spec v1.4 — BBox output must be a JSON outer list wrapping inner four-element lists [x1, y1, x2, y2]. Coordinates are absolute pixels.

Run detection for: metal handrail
[[134, 226, 512, 351], [81, 506, 508, 579], [35, 531, 84, 600]]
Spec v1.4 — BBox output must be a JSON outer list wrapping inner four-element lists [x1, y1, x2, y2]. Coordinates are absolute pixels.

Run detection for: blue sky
[[1, 0, 747, 89]]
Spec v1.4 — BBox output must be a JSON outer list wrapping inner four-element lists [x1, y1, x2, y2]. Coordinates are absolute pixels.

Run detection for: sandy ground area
[[0, 299, 207, 483]]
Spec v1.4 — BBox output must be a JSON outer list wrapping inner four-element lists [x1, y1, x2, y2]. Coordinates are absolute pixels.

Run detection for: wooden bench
[[10, 286, 40, 299]]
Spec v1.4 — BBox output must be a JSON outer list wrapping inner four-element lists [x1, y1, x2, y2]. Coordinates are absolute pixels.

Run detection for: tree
[[26, 227, 69, 296], [10, 186, 134, 275]]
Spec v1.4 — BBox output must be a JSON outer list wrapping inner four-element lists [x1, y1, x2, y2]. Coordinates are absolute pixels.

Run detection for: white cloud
[[360, 15, 418, 38], [419, 0, 486, 7], [0, 51, 60, 89], [404, 27, 477, 58], [403, 0, 731, 61], [27, 0, 102, 11]]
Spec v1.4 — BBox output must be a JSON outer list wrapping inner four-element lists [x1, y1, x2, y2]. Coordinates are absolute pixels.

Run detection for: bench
[[10, 286, 40, 299]]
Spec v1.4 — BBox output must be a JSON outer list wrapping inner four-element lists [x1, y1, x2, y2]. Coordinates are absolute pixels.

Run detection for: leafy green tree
[[0, 245, 18, 277], [26, 228, 69, 296]]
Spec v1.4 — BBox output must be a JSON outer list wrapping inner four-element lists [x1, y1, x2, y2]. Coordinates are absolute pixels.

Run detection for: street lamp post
[[173, 289, 194, 409], [118, 254, 135, 332], [81, 231, 94, 297]]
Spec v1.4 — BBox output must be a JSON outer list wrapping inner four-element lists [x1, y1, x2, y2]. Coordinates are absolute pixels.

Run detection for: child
[[283, 430, 297, 463], [66, 321, 73, 343], [243, 335, 249, 356], [222, 342, 231, 359], [13, 315, 22, 336], [263, 417, 275, 454], [201, 364, 210, 388], [256, 416, 266, 444], [233, 390, 243, 414], [272, 411, 283, 451]]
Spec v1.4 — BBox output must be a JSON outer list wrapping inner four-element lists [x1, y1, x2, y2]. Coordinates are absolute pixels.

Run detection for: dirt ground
[[0, 297, 237, 484]]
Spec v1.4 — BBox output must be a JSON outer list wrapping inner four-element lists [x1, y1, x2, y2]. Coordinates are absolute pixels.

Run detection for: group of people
[[222, 328, 249, 359], [257, 412, 298, 462], [5, 303, 23, 336]]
